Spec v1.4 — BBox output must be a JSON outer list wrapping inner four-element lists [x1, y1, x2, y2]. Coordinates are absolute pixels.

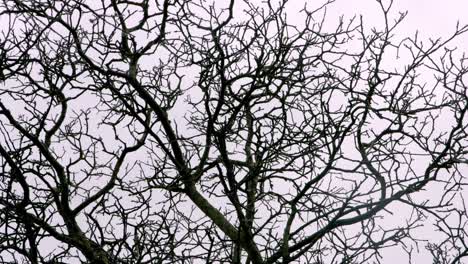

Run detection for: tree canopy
[[0, 0, 468, 263]]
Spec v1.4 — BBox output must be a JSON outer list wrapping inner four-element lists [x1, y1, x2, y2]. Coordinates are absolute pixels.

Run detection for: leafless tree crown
[[0, 0, 467, 263]]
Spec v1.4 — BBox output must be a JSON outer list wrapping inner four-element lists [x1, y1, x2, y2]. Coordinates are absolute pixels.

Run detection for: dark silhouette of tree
[[1, 0, 467, 263]]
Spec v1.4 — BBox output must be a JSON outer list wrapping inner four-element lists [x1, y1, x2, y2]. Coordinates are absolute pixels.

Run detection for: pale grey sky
[[1, 1, 467, 263], [298, 0, 468, 38]]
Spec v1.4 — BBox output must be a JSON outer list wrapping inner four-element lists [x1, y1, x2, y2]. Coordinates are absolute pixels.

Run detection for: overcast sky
[[332, 0, 468, 39], [0, 1, 466, 263]]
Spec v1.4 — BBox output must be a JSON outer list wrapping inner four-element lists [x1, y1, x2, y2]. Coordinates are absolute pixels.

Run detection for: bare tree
[[0, 0, 467, 263]]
